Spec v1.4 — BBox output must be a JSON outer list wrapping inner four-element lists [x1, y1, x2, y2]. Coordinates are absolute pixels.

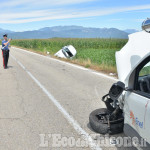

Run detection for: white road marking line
[[10, 54, 102, 150], [12, 47, 88, 71], [92, 72, 118, 81], [12, 47, 118, 81]]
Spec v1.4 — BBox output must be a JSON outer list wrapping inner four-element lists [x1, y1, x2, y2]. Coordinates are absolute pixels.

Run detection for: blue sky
[[0, 0, 150, 31]]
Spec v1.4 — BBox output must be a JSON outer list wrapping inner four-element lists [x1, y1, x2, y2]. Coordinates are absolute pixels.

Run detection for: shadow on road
[[87, 122, 137, 150], [7, 65, 13, 69]]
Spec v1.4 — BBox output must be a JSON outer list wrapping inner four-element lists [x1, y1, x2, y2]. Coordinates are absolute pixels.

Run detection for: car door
[[123, 56, 150, 145]]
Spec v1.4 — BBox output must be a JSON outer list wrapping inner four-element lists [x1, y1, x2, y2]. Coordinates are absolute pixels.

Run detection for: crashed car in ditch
[[54, 45, 77, 59], [89, 18, 150, 148]]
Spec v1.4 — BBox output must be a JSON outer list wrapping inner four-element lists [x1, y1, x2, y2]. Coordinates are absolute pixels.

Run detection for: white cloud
[[0, 0, 96, 8], [135, 19, 146, 22], [0, 2, 150, 24], [0, 10, 60, 20]]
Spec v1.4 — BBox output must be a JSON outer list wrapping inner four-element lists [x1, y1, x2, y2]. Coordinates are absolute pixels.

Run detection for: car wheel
[[89, 108, 124, 135]]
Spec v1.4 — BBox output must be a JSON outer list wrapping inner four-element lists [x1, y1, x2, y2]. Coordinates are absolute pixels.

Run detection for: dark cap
[[3, 34, 7, 37]]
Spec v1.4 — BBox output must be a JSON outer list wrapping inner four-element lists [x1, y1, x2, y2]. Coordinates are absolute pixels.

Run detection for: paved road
[[0, 47, 136, 150]]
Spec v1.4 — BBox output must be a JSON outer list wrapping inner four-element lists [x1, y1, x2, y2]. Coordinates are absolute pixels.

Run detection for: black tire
[[89, 108, 124, 135]]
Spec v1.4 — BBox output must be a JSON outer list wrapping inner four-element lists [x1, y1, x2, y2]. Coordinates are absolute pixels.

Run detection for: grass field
[[11, 38, 128, 73]]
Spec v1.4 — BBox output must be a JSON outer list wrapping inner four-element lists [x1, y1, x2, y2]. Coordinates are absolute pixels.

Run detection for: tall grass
[[11, 38, 128, 73]]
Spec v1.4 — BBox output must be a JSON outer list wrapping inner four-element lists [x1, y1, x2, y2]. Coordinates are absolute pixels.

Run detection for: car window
[[138, 61, 150, 93], [139, 62, 150, 77]]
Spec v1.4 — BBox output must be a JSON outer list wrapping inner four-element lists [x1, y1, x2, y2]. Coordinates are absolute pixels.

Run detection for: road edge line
[[12, 46, 118, 82], [10, 54, 102, 150]]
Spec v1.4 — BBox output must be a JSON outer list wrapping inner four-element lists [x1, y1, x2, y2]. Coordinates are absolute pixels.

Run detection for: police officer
[[1, 34, 12, 69]]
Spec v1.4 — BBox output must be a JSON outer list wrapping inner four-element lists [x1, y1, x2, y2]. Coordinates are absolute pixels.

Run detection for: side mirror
[[142, 18, 150, 33], [109, 81, 125, 101]]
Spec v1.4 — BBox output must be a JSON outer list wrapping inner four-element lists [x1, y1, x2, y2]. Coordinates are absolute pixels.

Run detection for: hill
[[2, 26, 129, 39]]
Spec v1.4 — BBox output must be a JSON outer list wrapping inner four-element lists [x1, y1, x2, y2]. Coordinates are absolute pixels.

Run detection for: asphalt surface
[[0, 47, 137, 150]]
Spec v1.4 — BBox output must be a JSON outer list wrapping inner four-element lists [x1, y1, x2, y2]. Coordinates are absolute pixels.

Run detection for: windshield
[[62, 48, 73, 58]]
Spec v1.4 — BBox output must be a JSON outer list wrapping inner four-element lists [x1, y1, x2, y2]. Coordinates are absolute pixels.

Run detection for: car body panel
[[115, 30, 150, 147], [55, 45, 77, 59], [116, 31, 150, 85], [54, 49, 66, 58], [123, 92, 150, 144]]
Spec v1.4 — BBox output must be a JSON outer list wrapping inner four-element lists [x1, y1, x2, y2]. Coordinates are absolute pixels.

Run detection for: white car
[[54, 45, 77, 59], [89, 18, 150, 149]]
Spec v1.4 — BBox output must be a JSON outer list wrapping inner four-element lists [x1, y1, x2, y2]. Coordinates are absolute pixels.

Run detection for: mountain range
[[0, 26, 139, 39]]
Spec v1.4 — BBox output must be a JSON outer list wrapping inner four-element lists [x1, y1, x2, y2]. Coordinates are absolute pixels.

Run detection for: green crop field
[[11, 38, 128, 73]]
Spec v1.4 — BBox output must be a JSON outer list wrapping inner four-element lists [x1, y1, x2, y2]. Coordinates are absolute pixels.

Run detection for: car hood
[[116, 31, 150, 84], [54, 49, 66, 58]]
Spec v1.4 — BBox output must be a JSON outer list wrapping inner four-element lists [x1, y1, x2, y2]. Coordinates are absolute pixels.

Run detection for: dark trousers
[[2, 50, 9, 68]]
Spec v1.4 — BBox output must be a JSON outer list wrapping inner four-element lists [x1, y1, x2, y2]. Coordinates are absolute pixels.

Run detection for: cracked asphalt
[[0, 47, 137, 150]]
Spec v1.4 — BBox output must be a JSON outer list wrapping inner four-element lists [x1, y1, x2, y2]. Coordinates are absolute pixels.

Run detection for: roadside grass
[[11, 38, 127, 74]]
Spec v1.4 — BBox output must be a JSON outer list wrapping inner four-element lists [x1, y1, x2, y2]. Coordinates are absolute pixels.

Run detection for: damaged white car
[[89, 18, 150, 149], [54, 45, 77, 59]]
